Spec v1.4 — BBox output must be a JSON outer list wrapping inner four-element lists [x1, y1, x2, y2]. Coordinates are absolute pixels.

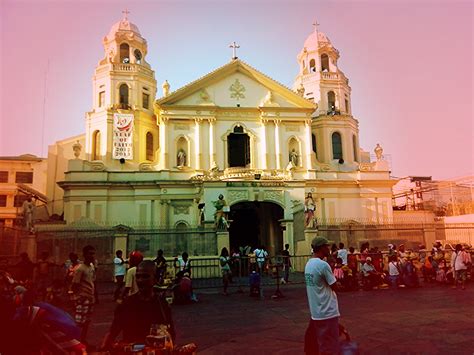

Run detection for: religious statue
[[22, 196, 35, 232], [304, 192, 317, 229], [289, 149, 299, 166], [374, 143, 383, 161], [177, 149, 186, 167], [212, 194, 229, 230], [107, 48, 115, 63], [297, 83, 305, 97], [162, 80, 170, 97], [72, 140, 82, 159]]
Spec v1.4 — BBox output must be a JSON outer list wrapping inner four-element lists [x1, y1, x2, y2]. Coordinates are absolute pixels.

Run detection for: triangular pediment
[[156, 60, 316, 110]]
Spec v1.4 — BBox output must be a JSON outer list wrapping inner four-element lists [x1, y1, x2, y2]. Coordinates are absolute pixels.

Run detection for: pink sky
[[0, 0, 472, 179]]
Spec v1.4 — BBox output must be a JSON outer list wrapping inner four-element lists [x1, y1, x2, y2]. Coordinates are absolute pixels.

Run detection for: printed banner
[[113, 113, 134, 160]]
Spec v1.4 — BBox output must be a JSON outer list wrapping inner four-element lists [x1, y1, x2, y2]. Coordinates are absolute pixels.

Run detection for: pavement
[[89, 282, 474, 354]]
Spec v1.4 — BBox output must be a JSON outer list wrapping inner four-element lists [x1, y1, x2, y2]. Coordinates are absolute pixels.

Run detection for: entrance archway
[[228, 201, 284, 256]]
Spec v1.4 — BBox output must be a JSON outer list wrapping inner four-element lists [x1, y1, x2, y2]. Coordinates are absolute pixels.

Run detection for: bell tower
[[85, 11, 158, 168], [294, 22, 360, 166]]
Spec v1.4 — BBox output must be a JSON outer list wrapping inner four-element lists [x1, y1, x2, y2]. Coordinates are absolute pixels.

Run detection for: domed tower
[[294, 23, 360, 166], [85, 12, 158, 167]]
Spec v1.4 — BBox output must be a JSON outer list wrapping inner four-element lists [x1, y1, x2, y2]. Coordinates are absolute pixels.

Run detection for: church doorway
[[228, 201, 284, 256], [228, 126, 250, 167]]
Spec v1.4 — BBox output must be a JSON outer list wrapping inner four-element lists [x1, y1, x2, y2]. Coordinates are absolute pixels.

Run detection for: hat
[[366, 257, 372, 262], [311, 236, 330, 249], [388, 244, 394, 249]]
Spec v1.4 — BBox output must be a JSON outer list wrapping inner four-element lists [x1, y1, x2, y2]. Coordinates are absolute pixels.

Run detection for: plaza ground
[[88, 283, 474, 354]]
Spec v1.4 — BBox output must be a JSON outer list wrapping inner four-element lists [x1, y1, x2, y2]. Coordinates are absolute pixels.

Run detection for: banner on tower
[[113, 113, 134, 160]]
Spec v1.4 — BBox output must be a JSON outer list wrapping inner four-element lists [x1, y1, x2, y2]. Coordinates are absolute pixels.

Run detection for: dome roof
[[303, 31, 331, 51], [106, 19, 141, 41]]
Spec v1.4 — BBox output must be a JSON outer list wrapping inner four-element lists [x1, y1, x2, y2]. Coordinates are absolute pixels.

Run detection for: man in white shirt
[[337, 242, 348, 265], [113, 250, 127, 301], [451, 244, 471, 290], [304, 236, 340, 354]]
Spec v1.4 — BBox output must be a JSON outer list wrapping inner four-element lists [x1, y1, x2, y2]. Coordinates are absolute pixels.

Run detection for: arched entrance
[[228, 201, 284, 256]]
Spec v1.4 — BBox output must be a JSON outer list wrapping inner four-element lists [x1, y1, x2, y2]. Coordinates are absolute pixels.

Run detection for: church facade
[[49, 17, 395, 256]]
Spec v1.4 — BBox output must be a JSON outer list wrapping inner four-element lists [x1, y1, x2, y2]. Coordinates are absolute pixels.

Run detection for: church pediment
[[155, 60, 316, 110]]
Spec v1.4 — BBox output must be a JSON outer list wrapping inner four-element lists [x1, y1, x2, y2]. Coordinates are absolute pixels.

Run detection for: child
[[436, 259, 447, 283], [333, 257, 345, 282]]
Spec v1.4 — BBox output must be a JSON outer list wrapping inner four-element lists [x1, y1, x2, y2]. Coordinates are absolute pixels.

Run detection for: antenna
[[41, 59, 49, 157]]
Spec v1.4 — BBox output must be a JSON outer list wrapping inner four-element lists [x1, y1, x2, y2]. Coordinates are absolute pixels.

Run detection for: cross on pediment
[[229, 41, 240, 60]]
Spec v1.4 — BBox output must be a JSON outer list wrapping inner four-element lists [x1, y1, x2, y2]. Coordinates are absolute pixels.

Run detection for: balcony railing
[[111, 63, 153, 76]]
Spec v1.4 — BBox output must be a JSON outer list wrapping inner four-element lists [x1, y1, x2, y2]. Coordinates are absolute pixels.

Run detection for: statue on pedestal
[[289, 149, 299, 166], [213, 194, 229, 230], [374, 143, 384, 161], [304, 192, 317, 229], [177, 149, 186, 167]]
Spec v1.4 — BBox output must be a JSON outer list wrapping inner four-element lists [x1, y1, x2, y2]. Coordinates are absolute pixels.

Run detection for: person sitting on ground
[[361, 257, 384, 289], [347, 247, 358, 276], [173, 271, 197, 304], [102, 260, 175, 350], [174, 252, 191, 277], [333, 257, 344, 283]]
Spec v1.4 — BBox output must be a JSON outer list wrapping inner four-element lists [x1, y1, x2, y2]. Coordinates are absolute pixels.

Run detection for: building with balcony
[[0, 154, 48, 227]]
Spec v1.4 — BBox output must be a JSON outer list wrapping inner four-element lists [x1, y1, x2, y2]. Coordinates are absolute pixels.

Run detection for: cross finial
[[122, 8, 130, 21], [312, 20, 320, 33], [229, 41, 240, 60]]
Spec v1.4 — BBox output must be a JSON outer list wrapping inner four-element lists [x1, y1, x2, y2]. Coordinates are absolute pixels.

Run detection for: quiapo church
[[44, 14, 395, 257]]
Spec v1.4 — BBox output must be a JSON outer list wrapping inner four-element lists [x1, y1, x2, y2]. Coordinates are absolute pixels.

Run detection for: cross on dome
[[312, 20, 320, 33], [229, 41, 240, 60], [122, 8, 130, 21]]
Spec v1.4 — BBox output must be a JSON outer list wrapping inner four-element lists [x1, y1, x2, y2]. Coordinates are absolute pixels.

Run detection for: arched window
[[134, 49, 142, 64], [311, 133, 318, 160], [327, 91, 336, 111], [309, 59, 316, 72], [352, 134, 358, 162], [92, 130, 101, 160], [321, 54, 329, 72], [119, 84, 129, 106], [120, 43, 130, 63], [332, 132, 343, 160], [146, 132, 154, 161]]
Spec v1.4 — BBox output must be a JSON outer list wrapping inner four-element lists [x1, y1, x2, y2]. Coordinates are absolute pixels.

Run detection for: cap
[[311, 236, 330, 249]]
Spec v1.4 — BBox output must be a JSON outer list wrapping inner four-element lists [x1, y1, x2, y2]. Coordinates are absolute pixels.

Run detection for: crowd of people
[[323, 241, 472, 292], [0, 246, 199, 354]]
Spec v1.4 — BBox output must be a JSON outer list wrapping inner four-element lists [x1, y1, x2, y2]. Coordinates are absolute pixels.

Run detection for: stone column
[[208, 118, 216, 165], [305, 119, 313, 170], [194, 118, 202, 170], [274, 120, 281, 169], [160, 117, 169, 169], [260, 120, 268, 169]]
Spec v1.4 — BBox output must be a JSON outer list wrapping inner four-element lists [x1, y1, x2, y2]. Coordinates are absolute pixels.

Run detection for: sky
[[0, 0, 472, 180]]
